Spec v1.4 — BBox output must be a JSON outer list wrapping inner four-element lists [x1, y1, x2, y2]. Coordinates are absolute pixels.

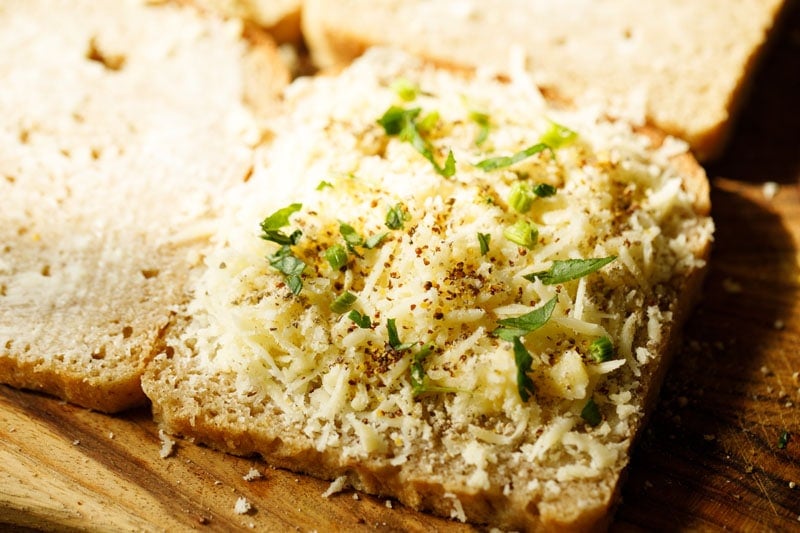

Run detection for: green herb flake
[[417, 110, 440, 133], [364, 232, 388, 249], [386, 318, 414, 352], [475, 143, 550, 171], [391, 77, 419, 102], [581, 398, 602, 426], [477, 232, 491, 256], [508, 182, 534, 213], [339, 222, 364, 251], [385, 203, 409, 230], [348, 309, 372, 329], [330, 291, 357, 314], [268, 245, 306, 295], [503, 219, 539, 249], [540, 121, 578, 149], [588, 337, 614, 363], [468, 110, 490, 146], [532, 183, 557, 197], [410, 344, 461, 397], [316, 180, 333, 191], [259, 203, 302, 245], [524, 256, 616, 285], [325, 244, 348, 270], [377, 105, 456, 177], [494, 296, 558, 341], [778, 430, 790, 449], [512, 337, 536, 402]]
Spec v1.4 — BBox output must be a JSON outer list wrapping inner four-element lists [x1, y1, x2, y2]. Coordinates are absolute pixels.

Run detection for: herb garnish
[[260, 204, 305, 294], [503, 219, 539, 249], [494, 296, 558, 341], [377, 106, 456, 177], [524, 256, 616, 285], [589, 337, 614, 363], [581, 398, 602, 426], [268, 245, 305, 295], [410, 344, 461, 397], [778, 430, 790, 449], [385, 203, 409, 230], [477, 232, 491, 256], [338, 222, 386, 258], [391, 77, 419, 102], [348, 310, 372, 329], [468, 110, 490, 146], [532, 183, 557, 197], [330, 291, 357, 314], [512, 337, 536, 402], [386, 318, 415, 352], [316, 180, 333, 191], [475, 143, 549, 171], [260, 203, 302, 246], [325, 244, 348, 270], [540, 121, 577, 149]]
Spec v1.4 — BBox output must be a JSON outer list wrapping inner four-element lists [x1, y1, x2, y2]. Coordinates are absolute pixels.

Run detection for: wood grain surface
[[2, 5, 800, 532]]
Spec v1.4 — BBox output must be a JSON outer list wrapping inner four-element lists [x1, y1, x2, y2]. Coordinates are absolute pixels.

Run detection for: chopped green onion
[[475, 143, 549, 171], [524, 256, 616, 285], [532, 183, 557, 197], [325, 244, 348, 270], [348, 310, 372, 329], [508, 182, 535, 213], [316, 180, 333, 191], [468, 110, 490, 146], [494, 296, 557, 341], [581, 398, 602, 426], [503, 219, 538, 249], [385, 203, 409, 230], [391, 77, 419, 101], [417, 110, 440, 133], [377, 106, 456, 177], [477, 232, 491, 256], [386, 318, 414, 352], [330, 291, 357, 314], [339, 222, 364, 253], [540, 121, 577, 149], [589, 337, 614, 363], [778, 430, 790, 449], [512, 337, 535, 402], [364, 232, 388, 249], [260, 203, 302, 245]]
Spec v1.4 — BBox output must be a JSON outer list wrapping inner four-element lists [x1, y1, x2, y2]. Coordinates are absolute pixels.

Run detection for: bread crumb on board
[[234, 496, 252, 515], [243, 467, 263, 481], [158, 429, 176, 458], [321, 475, 348, 498], [762, 181, 779, 200]]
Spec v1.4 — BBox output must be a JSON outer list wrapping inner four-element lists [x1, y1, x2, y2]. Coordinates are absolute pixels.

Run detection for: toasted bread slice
[[142, 48, 713, 530], [0, 0, 289, 413], [188, 0, 302, 43], [302, 0, 788, 161]]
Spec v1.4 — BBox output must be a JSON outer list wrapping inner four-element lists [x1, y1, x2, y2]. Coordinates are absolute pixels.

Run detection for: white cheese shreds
[[234, 497, 252, 515], [158, 429, 176, 459], [322, 475, 349, 498], [243, 468, 262, 482]]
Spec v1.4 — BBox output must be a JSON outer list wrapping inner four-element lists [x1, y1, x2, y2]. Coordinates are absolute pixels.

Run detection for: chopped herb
[[417, 110, 440, 133], [330, 291, 357, 314], [532, 183, 557, 197], [410, 344, 461, 397], [364, 232, 388, 249], [386, 318, 414, 352], [477, 232, 491, 256], [508, 182, 535, 213], [468, 110, 490, 146], [581, 398, 602, 426], [475, 143, 549, 171], [512, 337, 535, 402], [391, 77, 419, 101], [540, 121, 577, 149], [268, 245, 305, 295], [778, 430, 790, 449], [348, 309, 372, 328], [339, 222, 363, 250], [377, 105, 456, 177], [523, 256, 616, 285], [503, 219, 538, 249], [316, 180, 333, 191], [325, 244, 348, 270], [259, 203, 302, 245], [385, 203, 409, 230], [589, 337, 614, 363], [494, 296, 558, 341]]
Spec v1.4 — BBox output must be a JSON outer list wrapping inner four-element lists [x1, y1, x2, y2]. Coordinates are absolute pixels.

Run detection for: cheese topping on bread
[[170, 49, 713, 494]]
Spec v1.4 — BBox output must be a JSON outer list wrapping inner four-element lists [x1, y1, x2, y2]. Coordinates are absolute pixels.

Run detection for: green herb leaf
[[494, 296, 558, 341], [588, 337, 614, 363], [316, 180, 333, 191], [269, 245, 306, 295], [417, 110, 440, 133], [581, 398, 602, 426], [391, 77, 419, 102], [778, 430, 790, 449], [532, 183, 557, 197], [378, 106, 456, 177], [477, 232, 491, 256], [260, 203, 302, 245], [339, 222, 364, 252], [364, 232, 388, 249], [385, 203, 409, 230], [512, 337, 536, 402], [540, 121, 577, 149], [475, 143, 549, 171], [468, 110, 490, 146], [508, 182, 534, 213], [348, 309, 372, 328], [503, 219, 538, 249], [410, 344, 461, 397], [325, 244, 348, 270], [386, 318, 414, 352], [523, 256, 616, 285], [331, 291, 357, 314]]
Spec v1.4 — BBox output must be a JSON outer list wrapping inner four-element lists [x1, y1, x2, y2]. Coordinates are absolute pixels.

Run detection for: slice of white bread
[[188, 0, 302, 43], [301, 0, 788, 161], [142, 48, 713, 530], [0, 0, 289, 413]]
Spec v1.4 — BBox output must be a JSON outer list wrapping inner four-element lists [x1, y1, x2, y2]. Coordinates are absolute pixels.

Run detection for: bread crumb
[[322, 475, 348, 498], [760, 366, 772, 376], [789, 481, 796, 489], [385, 500, 393, 509], [158, 429, 176, 459], [234, 496, 252, 515], [444, 492, 467, 523], [792, 372, 799, 383], [72, 439, 80, 445], [762, 181, 779, 200], [745, 465, 754, 474], [214, 480, 223, 486], [243, 468, 262, 481], [352, 493, 359, 501], [703, 434, 716, 442], [108, 432, 115, 439], [773, 319, 785, 330], [722, 278, 742, 294]]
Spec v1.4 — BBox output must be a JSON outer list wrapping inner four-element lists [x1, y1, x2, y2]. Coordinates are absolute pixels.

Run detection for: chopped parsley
[[468, 110, 490, 146], [325, 244, 348, 270], [330, 291, 357, 314], [540, 121, 578, 149], [268, 245, 305, 295], [260, 204, 305, 294], [386, 318, 415, 352], [581, 398, 602, 426], [348, 310, 372, 329], [494, 296, 558, 341], [477, 232, 491, 256], [316, 180, 333, 191], [503, 219, 538, 249], [338, 222, 386, 258], [385, 203, 409, 230], [377, 105, 456, 177], [475, 143, 549, 171], [532, 183, 557, 197], [589, 337, 614, 363], [364, 232, 388, 249], [410, 344, 461, 397], [778, 430, 790, 449], [391, 77, 419, 102], [524, 256, 616, 285], [512, 337, 536, 402]]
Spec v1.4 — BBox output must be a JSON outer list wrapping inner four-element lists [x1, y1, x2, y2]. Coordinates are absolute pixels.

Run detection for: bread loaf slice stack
[[0, 0, 288, 413], [143, 48, 714, 530], [302, 0, 788, 161]]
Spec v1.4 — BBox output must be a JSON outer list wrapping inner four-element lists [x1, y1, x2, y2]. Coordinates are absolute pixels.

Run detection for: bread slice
[[187, 0, 302, 43], [301, 0, 788, 161], [0, 0, 289, 413], [142, 48, 713, 530]]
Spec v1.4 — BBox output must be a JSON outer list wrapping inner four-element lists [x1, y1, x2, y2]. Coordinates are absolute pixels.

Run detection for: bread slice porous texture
[[302, 0, 788, 161], [143, 48, 713, 530], [188, 0, 302, 43], [0, 0, 288, 412]]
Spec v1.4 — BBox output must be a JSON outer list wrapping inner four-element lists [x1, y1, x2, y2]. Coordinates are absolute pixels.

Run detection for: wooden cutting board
[[2, 8, 800, 533]]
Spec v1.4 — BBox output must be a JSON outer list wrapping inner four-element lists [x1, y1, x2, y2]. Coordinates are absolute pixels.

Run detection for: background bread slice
[[0, 0, 288, 413], [301, 0, 788, 161], [187, 0, 302, 43], [142, 48, 713, 530]]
